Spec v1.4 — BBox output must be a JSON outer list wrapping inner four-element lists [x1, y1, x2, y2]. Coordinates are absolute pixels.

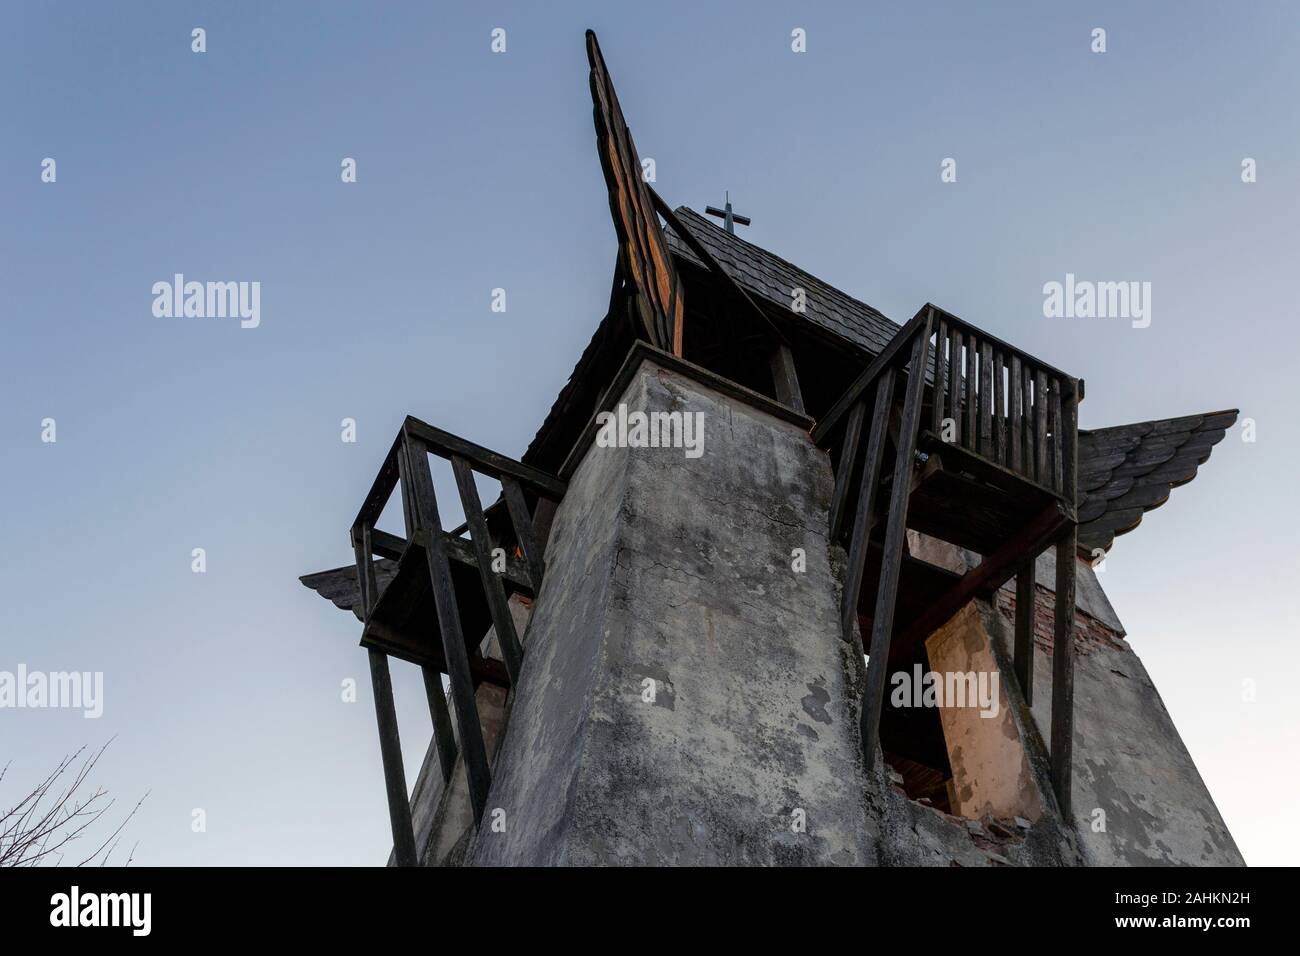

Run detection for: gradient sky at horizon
[[2, 1, 1297, 865]]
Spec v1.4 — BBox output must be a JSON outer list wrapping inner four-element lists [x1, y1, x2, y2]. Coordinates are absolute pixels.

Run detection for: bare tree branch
[[0, 739, 146, 867]]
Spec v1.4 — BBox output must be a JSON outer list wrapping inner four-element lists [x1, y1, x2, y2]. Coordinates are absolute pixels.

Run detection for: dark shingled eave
[[663, 205, 902, 356], [1077, 409, 1238, 555], [300, 560, 398, 622]]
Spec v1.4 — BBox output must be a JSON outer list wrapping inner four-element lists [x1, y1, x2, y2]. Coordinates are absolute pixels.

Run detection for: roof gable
[[664, 206, 899, 356]]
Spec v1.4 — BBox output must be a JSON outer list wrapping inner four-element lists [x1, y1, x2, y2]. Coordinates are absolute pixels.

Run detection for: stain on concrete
[[801, 682, 833, 725]]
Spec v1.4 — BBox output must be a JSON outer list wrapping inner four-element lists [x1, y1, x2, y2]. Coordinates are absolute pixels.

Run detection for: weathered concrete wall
[[471, 357, 875, 865], [907, 531, 1242, 865], [863, 590, 1078, 867], [925, 603, 1043, 823], [991, 583, 1245, 866], [392, 352, 1240, 868]]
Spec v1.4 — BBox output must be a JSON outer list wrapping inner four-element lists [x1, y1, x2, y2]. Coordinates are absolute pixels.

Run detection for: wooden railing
[[925, 306, 1081, 500], [350, 416, 565, 864], [815, 304, 1081, 518]]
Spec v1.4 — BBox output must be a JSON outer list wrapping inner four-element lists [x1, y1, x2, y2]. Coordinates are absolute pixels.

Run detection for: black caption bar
[[0, 865, 1276, 942]]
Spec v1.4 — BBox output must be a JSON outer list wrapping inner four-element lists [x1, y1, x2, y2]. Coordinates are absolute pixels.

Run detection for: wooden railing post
[[963, 334, 977, 449], [769, 343, 806, 413], [451, 454, 525, 685], [402, 433, 494, 826], [1014, 563, 1035, 705], [353, 523, 418, 867], [1049, 379, 1080, 816], [841, 372, 895, 641], [931, 320, 948, 437], [500, 476, 547, 595], [1034, 371, 1049, 486], [1050, 525, 1077, 817], [397, 440, 459, 786], [860, 311, 933, 772], [828, 400, 868, 543]]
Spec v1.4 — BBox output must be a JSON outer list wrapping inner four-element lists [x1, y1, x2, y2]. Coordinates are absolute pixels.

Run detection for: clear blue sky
[[2, 1, 1296, 865]]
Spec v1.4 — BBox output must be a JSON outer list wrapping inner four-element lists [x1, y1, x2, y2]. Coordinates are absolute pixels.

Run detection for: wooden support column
[[860, 313, 933, 772], [1050, 527, 1077, 816], [420, 667, 458, 785], [840, 371, 895, 640], [1049, 379, 1079, 816], [769, 343, 805, 413], [451, 455, 525, 685], [828, 400, 867, 543], [368, 648, 418, 866], [396, 444, 459, 782], [353, 525, 417, 866], [500, 476, 546, 595], [403, 438, 493, 826], [531, 497, 559, 557], [1014, 563, 1035, 705]]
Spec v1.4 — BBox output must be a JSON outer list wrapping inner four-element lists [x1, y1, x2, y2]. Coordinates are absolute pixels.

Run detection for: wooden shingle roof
[[1077, 410, 1238, 555], [664, 206, 900, 355], [300, 560, 397, 621]]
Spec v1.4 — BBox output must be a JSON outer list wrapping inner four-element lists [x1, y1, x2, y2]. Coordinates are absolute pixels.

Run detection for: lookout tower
[[301, 31, 1243, 867]]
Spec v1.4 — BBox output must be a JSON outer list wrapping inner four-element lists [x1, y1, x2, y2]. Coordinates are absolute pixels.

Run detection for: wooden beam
[[451, 454, 524, 686], [1050, 526, 1077, 816], [1050, 379, 1064, 493], [993, 349, 1007, 465], [893, 499, 1068, 653], [367, 648, 418, 867], [813, 308, 930, 447], [840, 371, 895, 641], [1014, 563, 1035, 706], [931, 319, 948, 437], [1050, 381, 1079, 816], [367, 526, 532, 592], [367, 527, 406, 561], [861, 314, 932, 772], [963, 334, 977, 451], [979, 340, 994, 457], [1009, 355, 1024, 473], [828, 400, 867, 543], [769, 343, 806, 413], [352, 524, 379, 615], [1020, 361, 1034, 476], [421, 666, 458, 785], [1061, 378, 1079, 511], [404, 441, 493, 826], [352, 433, 403, 532], [403, 417, 567, 500], [947, 325, 962, 446], [1034, 371, 1049, 487], [501, 476, 546, 595]]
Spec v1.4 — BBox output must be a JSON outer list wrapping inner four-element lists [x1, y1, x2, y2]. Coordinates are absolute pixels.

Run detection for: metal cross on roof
[[705, 192, 751, 234]]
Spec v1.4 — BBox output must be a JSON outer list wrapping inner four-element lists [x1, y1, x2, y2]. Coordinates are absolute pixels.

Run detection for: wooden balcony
[[814, 304, 1082, 814], [348, 416, 565, 864]]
